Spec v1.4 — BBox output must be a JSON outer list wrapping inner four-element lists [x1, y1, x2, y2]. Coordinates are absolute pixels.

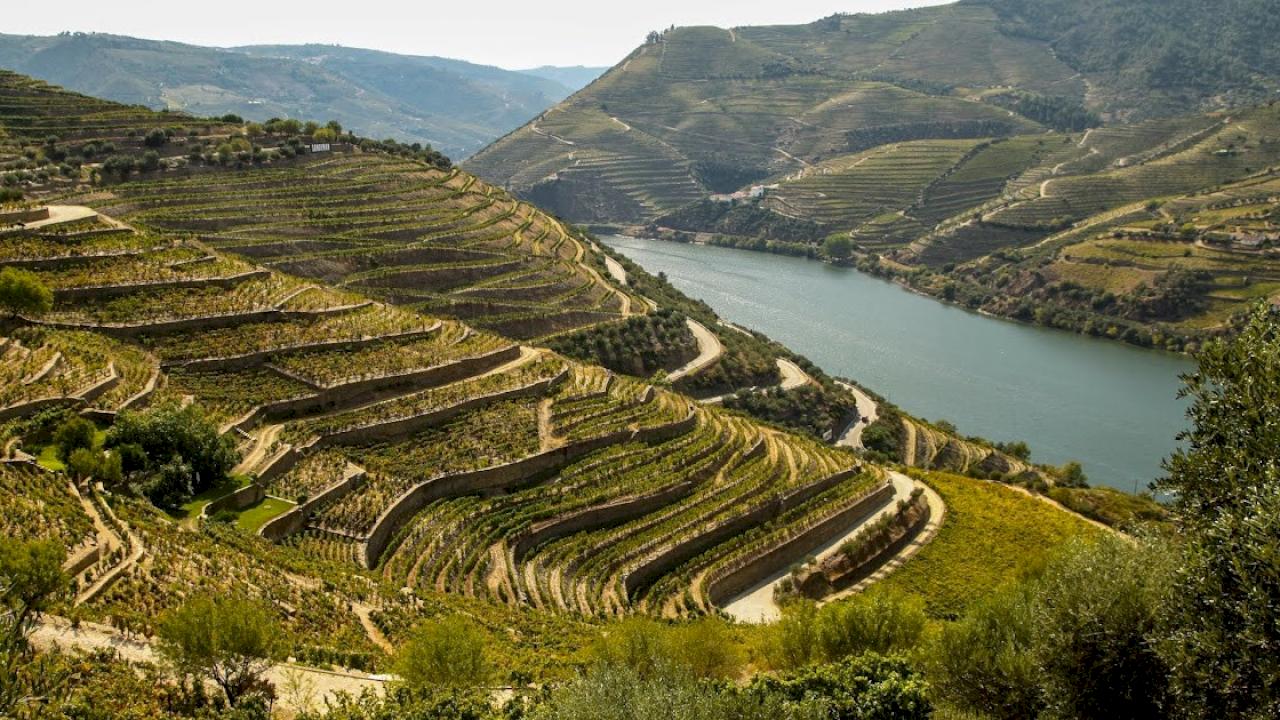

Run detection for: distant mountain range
[[517, 65, 611, 92], [0, 32, 606, 158]]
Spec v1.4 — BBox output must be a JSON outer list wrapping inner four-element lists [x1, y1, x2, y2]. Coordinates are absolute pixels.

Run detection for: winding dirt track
[[776, 358, 813, 390], [31, 616, 387, 714], [666, 319, 723, 382], [719, 471, 921, 623], [835, 381, 880, 450]]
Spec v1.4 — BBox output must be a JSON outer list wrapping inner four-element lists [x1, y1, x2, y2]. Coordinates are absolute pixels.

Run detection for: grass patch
[[234, 496, 293, 533], [35, 444, 66, 473], [177, 474, 252, 520], [1048, 486, 1169, 529], [867, 471, 1103, 619]]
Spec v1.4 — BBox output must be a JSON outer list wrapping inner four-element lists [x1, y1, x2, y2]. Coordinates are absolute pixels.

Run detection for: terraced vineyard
[[765, 140, 982, 229], [2, 199, 909, 620], [85, 151, 643, 342], [0, 67, 947, 630]]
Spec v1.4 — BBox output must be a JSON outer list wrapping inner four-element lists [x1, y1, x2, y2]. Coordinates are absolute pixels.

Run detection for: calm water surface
[[604, 235, 1193, 491]]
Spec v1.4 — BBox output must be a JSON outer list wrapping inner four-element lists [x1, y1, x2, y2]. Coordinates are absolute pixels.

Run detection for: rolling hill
[[0, 32, 582, 159], [465, 0, 1280, 349], [517, 65, 610, 92]]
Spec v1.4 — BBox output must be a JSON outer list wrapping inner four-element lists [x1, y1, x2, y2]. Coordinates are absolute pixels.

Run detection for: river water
[[603, 235, 1194, 492]]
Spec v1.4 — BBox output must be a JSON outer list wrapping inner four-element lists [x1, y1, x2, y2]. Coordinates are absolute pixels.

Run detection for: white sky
[[2, 0, 950, 69]]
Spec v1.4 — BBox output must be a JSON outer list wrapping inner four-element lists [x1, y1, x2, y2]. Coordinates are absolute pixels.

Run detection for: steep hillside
[[467, 0, 1280, 225], [0, 33, 576, 158], [0, 69, 940, 648], [465, 0, 1280, 350]]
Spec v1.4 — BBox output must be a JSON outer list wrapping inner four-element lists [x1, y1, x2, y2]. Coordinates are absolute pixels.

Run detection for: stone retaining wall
[[806, 497, 932, 598], [171, 324, 441, 372], [621, 466, 862, 600], [226, 345, 518, 435], [32, 300, 372, 340], [704, 481, 895, 607], [510, 420, 717, 560], [361, 404, 697, 569], [53, 270, 271, 302], [311, 369, 565, 448], [252, 368, 570, 521], [202, 483, 266, 517], [62, 543, 102, 577], [3, 250, 144, 271], [0, 397, 84, 423], [259, 467, 366, 542], [0, 207, 50, 224]]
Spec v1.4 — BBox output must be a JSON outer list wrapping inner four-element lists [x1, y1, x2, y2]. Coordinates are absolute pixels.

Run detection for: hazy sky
[[3, 0, 949, 69]]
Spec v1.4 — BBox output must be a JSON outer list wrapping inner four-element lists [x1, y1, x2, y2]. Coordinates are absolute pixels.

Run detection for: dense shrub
[[105, 401, 237, 507], [393, 617, 490, 689]]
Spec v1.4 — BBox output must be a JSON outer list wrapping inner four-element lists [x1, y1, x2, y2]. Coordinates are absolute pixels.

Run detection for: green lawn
[[233, 497, 294, 533], [867, 471, 1104, 619], [35, 444, 66, 472], [177, 474, 251, 520]]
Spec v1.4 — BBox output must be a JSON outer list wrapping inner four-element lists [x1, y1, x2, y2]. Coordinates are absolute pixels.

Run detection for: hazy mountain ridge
[[517, 65, 610, 92], [0, 32, 589, 158]]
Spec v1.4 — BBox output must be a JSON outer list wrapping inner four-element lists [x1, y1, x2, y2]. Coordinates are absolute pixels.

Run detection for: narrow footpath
[[31, 616, 387, 714]]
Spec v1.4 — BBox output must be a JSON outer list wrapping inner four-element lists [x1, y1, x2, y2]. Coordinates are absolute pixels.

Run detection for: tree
[[0, 267, 52, 318], [143, 128, 167, 148], [393, 617, 489, 690], [1157, 304, 1280, 718], [0, 538, 69, 719], [824, 235, 854, 261], [1057, 461, 1089, 488], [53, 416, 97, 462], [663, 617, 742, 680], [106, 401, 237, 506], [1033, 536, 1173, 720], [157, 594, 281, 707]]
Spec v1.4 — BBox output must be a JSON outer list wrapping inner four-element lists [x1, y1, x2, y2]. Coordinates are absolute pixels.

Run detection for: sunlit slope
[[465, 4, 1053, 224]]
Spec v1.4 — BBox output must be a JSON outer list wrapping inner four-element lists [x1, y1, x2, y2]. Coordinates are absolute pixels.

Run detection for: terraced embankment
[[2, 195, 916, 620], [89, 151, 645, 343], [719, 471, 920, 622]]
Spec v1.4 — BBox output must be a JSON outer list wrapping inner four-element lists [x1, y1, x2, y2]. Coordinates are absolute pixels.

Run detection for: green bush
[[748, 653, 932, 720], [0, 266, 52, 318], [762, 595, 926, 671], [394, 616, 490, 690]]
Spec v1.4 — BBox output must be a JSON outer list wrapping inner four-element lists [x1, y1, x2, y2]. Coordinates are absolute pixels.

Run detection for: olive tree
[[393, 616, 490, 690], [157, 594, 281, 707], [1157, 304, 1280, 718], [0, 538, 69, 718]]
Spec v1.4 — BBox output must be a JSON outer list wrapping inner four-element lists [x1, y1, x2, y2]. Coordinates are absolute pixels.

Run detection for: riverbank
[[603, 227, 1212, 355], [601, 234, 1191, 491]]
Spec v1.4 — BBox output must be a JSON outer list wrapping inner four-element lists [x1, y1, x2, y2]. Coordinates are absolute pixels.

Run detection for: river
[[603, 235, 1194, 492]]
